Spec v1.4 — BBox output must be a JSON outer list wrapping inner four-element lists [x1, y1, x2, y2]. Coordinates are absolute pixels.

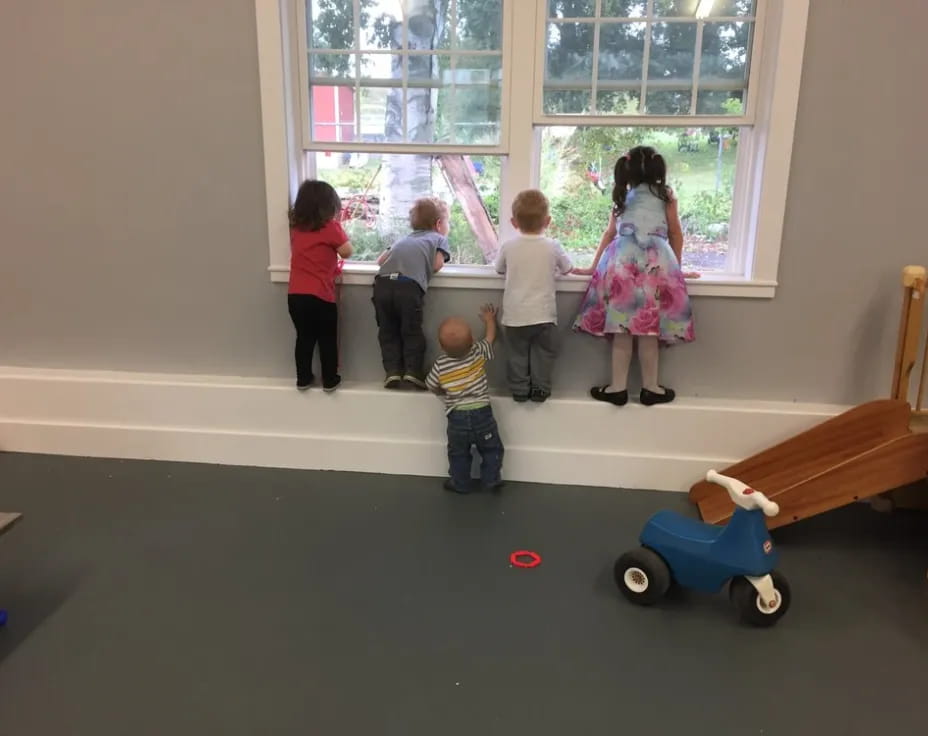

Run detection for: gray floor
[[0, 453, 926, 736]]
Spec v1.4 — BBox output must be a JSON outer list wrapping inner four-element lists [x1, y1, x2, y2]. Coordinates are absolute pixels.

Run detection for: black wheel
[[729, 571, 791, 627], [614, 547, 672, 605]]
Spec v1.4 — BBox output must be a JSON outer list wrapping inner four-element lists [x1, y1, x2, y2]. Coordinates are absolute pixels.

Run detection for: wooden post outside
[[436, 155, 498, 262], [891, 265, 927, 402]]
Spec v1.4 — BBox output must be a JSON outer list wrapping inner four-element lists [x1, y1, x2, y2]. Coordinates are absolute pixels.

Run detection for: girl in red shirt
[[288, 180, 353, 391]]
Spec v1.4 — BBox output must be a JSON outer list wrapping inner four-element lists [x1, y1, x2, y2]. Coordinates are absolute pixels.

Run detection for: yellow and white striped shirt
[[426, 339, 493, 413]]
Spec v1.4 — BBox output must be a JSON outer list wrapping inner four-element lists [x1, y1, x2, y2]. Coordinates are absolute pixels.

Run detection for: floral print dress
[[573, 184, 694, 345]]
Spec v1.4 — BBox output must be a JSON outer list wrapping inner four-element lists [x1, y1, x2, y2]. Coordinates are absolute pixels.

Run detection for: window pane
[[311, 86, 356, 142], [598, 22, 646, 84], [700, 21, 750, 82], [654, 0, 756, 16], [713, 0, 757, 16], [453, 0, 504, 50], [596, 90, 641, 114], [546, 22, 595, 82], [361, 0, 404, 50], [360, 53, 402, 81], [310, 152, 503, 265], [548, 0, 595, 18], [444, 55, 503, 144], [539, 126, 740, 272], [602, 0, 647, 17], [359, 87, 404, 143], [695, 90, 742, 115], [310, 53, 357, 81], [544, 90, 592, 115], [645, 89, 692, 114], [648, 22, 697, 89], [307, 0, 355, 49]]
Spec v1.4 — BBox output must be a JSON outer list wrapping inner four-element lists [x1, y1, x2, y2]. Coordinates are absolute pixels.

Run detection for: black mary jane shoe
[[640, 386, 676, 406], [590, 386, 628, 406]]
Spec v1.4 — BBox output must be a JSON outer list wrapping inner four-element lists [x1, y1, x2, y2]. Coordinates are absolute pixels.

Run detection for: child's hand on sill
[[682, 271, 701, 280], [570, 267, 595, 276]]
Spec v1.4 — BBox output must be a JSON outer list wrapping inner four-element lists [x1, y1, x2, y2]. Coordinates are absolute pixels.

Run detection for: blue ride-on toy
[[615, 470, 791, 627]]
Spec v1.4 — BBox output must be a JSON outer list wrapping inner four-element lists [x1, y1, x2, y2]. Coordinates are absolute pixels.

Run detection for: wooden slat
[[696, 433, 928, 529], [689, 400, 912, 504], [893, 265, 927, 401]]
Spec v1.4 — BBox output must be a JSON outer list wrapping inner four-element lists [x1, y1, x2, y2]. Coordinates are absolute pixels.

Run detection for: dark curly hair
[[289, 180, 341, 231], [612, 146, 671, 217]]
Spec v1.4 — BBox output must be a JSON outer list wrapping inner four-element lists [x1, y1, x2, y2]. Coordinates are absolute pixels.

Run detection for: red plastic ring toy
[[510, 550, 542, 568]]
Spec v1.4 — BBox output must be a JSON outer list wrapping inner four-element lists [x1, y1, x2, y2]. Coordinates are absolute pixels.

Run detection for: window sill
[[269, 263, 776, 299]]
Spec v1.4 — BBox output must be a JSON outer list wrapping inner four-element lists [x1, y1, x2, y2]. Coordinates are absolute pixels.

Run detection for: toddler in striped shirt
[[426, 304, 504, 494]]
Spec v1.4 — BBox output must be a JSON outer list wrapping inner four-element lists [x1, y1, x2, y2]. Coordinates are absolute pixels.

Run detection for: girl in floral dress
[[573, 146, 696, 406]]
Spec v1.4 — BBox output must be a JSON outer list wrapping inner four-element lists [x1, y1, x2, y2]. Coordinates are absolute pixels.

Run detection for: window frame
[[256, 0, 809, 298]]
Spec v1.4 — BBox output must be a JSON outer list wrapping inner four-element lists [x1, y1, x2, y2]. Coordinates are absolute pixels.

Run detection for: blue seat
[[643, 511, 725, 545]]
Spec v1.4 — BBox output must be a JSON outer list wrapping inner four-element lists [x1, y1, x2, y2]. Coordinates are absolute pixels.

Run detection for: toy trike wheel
[[614, 547, 671, 605], [730, 571, 791, 627]]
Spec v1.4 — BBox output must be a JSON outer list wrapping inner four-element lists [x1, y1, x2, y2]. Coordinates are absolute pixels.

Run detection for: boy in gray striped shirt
[[426, 304, 504, 493]]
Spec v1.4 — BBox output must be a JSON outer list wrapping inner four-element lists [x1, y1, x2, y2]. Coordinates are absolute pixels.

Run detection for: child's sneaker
[[404, 374, 428, 391], [322, 375, 342, 393], [512, 392, 530, 403], [530, 388, 550, 403], [443, 479, 470, 494], [384, 375, 403, 389]]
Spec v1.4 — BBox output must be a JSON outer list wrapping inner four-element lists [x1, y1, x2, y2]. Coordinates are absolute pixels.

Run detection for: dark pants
[[446, 405, 504, 491], [505, 323, 558, 395], [372, 277, 426, 379], [287, 294, 338, 388]]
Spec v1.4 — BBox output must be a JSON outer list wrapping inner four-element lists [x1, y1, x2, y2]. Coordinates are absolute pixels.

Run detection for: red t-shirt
[[288, 220, 348, 302]]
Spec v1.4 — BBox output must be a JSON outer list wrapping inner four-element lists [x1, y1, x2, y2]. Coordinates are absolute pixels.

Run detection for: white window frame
[[256, 0, 809, 298]]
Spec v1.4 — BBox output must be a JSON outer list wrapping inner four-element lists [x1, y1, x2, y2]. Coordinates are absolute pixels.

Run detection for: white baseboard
[[0, 366, 848, 492]]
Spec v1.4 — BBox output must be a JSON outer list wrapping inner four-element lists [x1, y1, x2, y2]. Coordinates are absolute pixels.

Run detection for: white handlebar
[[706, 470, 780, 517]]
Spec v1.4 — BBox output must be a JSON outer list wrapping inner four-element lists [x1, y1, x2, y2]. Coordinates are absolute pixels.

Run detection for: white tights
[[607, 334, 663, 394]]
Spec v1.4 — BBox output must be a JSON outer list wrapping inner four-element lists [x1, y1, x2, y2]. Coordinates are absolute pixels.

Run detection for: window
[[257, 0, 809, 296], [298, 0, 507, 265]]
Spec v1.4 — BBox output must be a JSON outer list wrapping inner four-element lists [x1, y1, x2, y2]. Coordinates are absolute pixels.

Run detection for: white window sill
[[269, 263, 776, 298]]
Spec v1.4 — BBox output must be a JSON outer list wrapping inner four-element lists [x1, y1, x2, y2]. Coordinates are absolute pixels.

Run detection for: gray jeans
[[505, 323, 558, 395]]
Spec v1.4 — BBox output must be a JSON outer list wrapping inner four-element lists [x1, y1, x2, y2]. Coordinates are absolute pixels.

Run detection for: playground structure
[[690, 265, 928, 529]]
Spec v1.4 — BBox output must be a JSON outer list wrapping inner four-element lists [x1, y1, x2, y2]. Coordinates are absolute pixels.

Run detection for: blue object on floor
[[614, 470, 792, 626], [0, 610, 7, 627]]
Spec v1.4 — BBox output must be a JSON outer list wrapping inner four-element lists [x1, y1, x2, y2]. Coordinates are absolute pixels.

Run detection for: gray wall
[[1, 0, 925, 404]]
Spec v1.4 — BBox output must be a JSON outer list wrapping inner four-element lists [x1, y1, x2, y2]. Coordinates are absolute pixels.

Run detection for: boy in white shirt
[[494, 189, 573, 402]]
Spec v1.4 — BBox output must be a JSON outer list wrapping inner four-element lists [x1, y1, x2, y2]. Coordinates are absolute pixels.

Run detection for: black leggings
[[287, 294, 338, 388]]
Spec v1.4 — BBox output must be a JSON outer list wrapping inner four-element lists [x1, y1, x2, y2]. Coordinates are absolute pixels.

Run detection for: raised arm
[[573, 211, 616, 276], [480, 303, 498, 345]]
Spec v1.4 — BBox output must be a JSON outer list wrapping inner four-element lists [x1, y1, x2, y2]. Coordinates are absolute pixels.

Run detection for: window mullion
[[353, 0, 362, 143], [640, 0, 655, 113], [449, 0, 458, 144], [591, 0, 602, 114], [690, 20, 705, 115], [499, 0, 539, 241]]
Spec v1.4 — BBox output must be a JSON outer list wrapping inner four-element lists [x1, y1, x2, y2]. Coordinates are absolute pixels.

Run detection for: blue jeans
[[446, 405, 504, 491]]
